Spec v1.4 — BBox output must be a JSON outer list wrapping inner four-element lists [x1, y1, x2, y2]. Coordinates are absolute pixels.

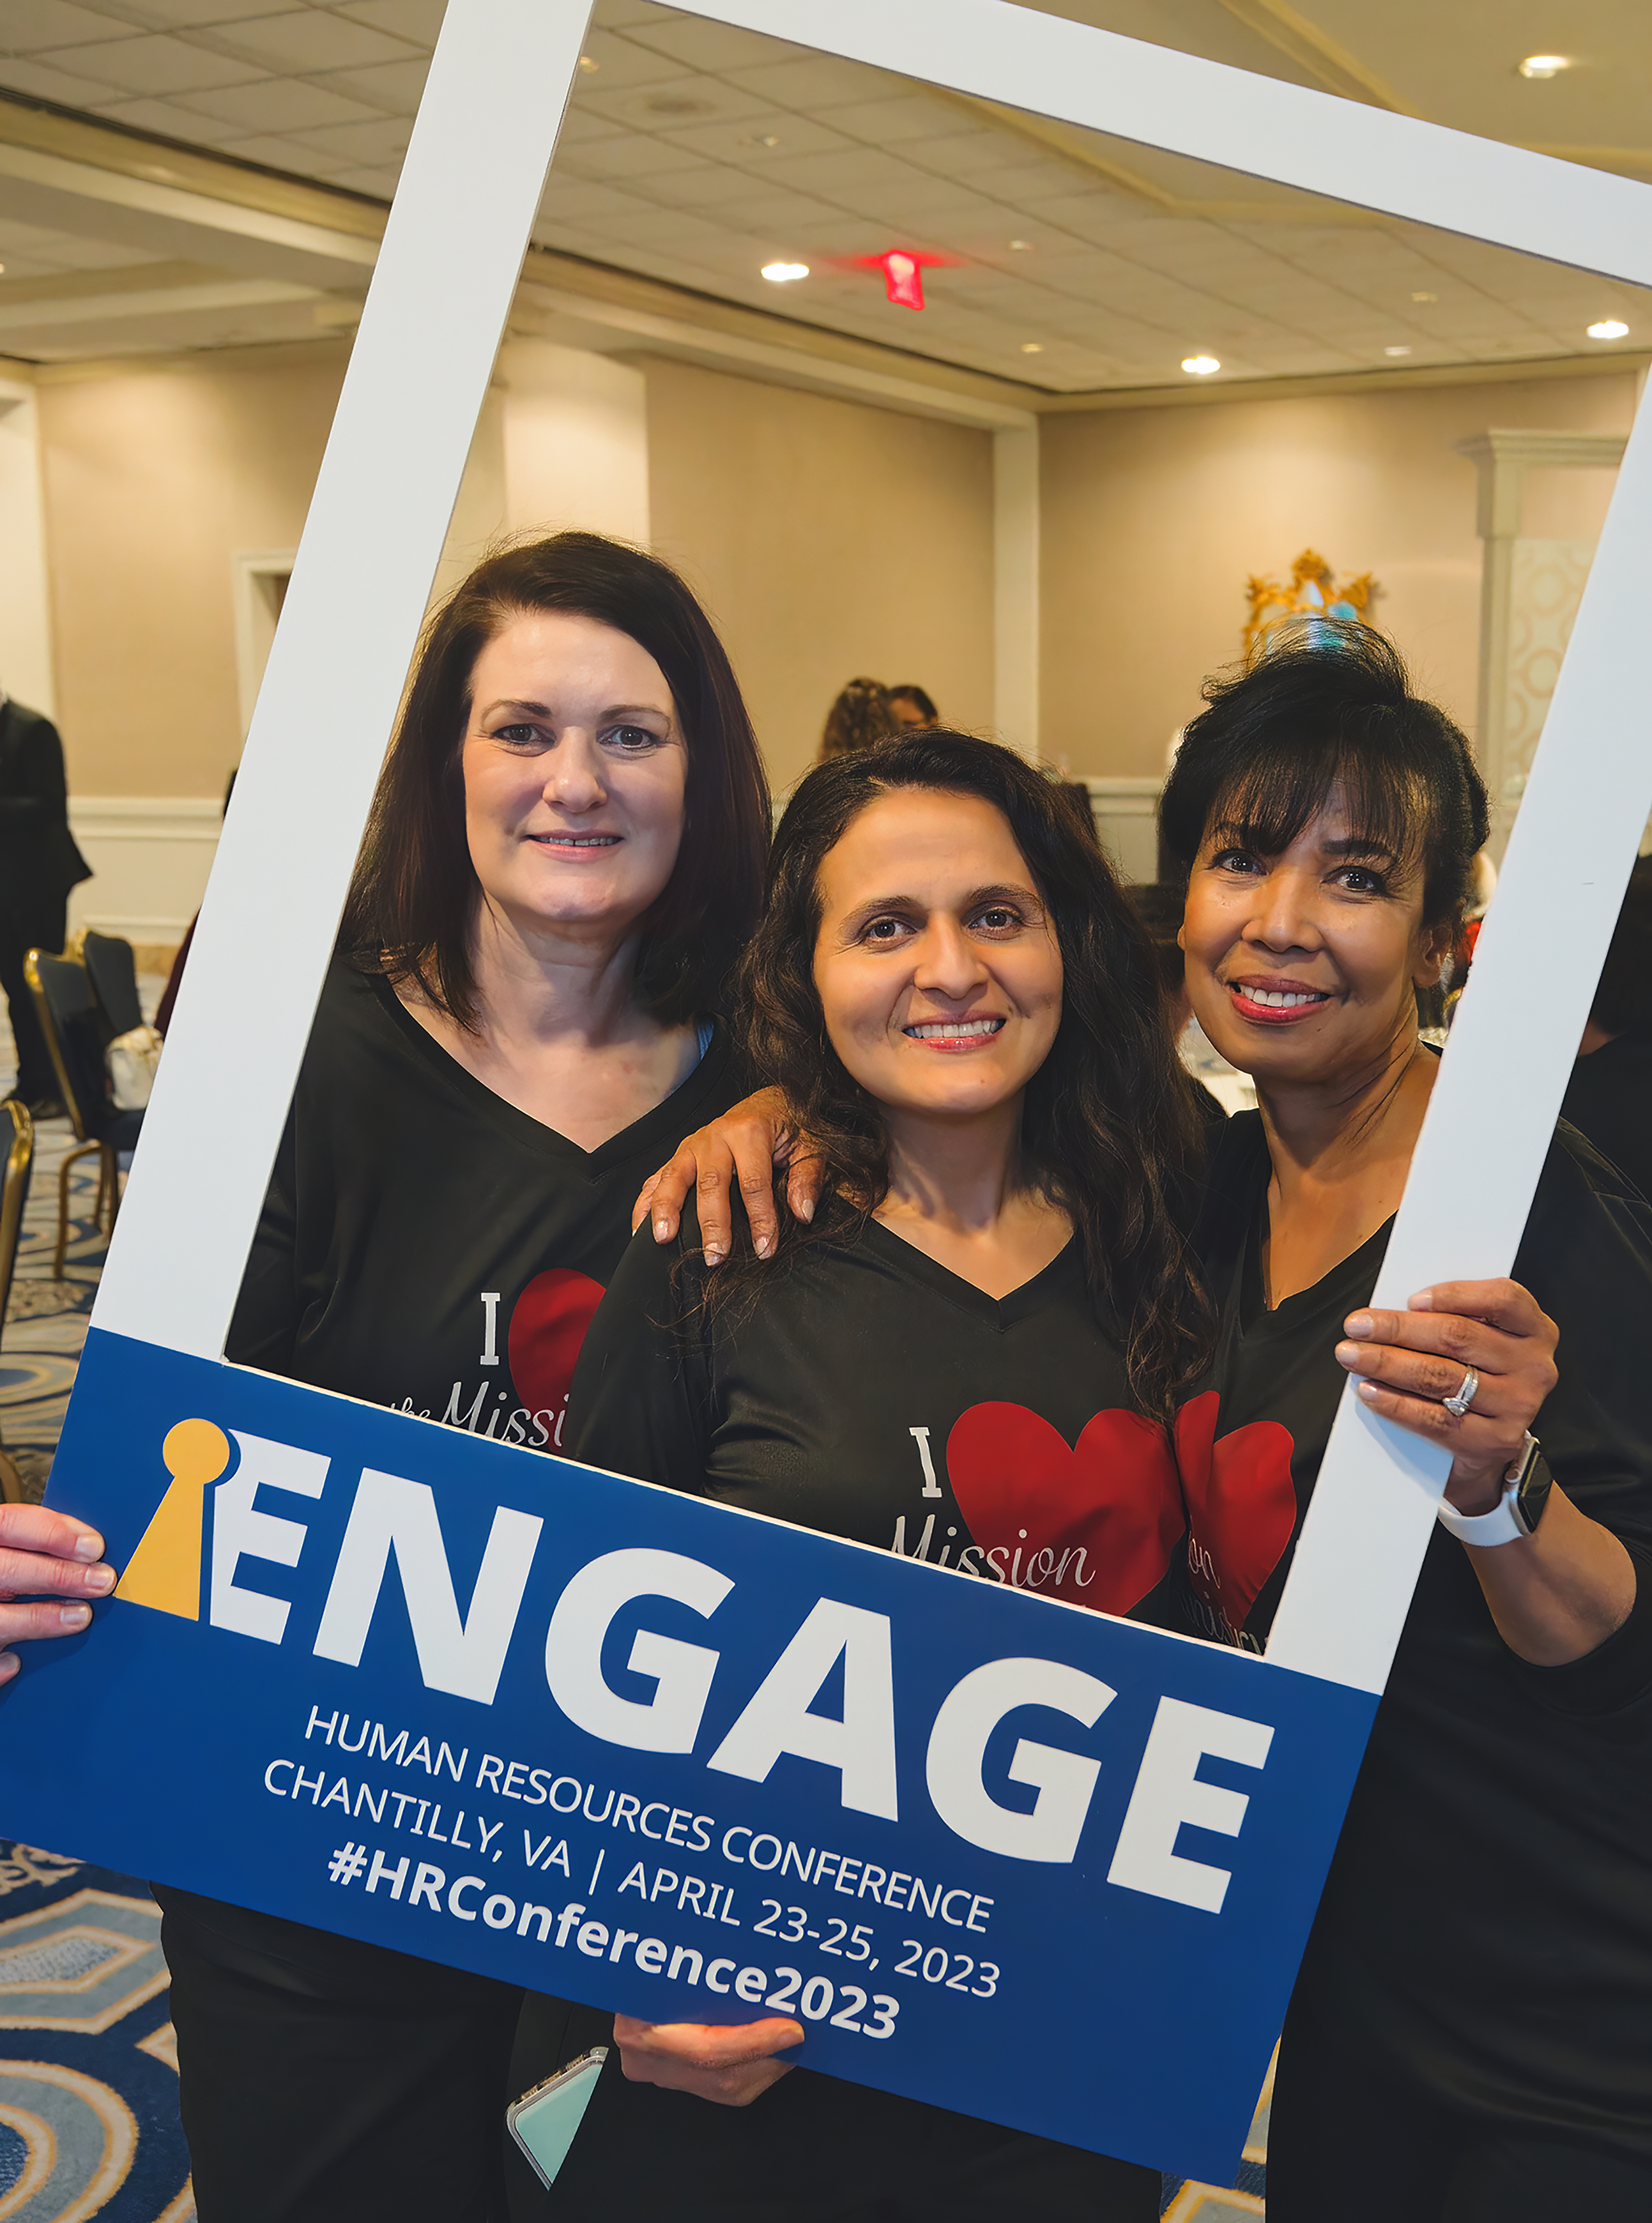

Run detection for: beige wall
[[39, 343, 348, 798], [36, 342, 997, 805], [1041, 368, 1639, 777], [643, 357, 997, 795]]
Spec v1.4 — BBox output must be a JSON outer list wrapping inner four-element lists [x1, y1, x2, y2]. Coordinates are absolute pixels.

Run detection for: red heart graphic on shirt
[[944, 1403, 1184, 1613], [508, 1269, 606, 1451], [1172, 1390, 1297, 1640]]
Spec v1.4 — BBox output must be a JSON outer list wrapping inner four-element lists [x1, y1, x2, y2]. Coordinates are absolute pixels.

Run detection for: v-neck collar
[[369, 970, 733, 1175], [857, 1216, 1084, 1331]]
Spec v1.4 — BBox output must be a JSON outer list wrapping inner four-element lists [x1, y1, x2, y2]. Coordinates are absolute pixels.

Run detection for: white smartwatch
[[1435, 1433, 1554, 1547]]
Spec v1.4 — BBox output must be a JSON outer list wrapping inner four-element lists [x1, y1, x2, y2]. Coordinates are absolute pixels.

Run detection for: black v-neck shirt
[[227, 961, 742, 1453], [558, 1205, 1165, 2214], [569, 1209, 1179, 1621], [1189, 1110, 1652, 2146]]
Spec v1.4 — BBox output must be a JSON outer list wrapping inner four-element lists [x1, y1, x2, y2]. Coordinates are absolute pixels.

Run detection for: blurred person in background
[[886, 682, 938, 730], [1561, 853, 1652, 1198], [0, 686, 89, 1116], [818, 676, 894, 761]]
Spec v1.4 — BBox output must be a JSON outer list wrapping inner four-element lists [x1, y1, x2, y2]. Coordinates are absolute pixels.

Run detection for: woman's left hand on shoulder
[[1334, 1278, 1558, 1512]]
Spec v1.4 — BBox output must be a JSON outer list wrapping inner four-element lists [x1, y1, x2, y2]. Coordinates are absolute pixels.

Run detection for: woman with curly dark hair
[[526, 730, 1211, 2220]]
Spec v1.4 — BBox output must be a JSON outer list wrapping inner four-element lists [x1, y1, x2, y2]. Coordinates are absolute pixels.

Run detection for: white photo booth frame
[[96, 0, 1652, 1702]]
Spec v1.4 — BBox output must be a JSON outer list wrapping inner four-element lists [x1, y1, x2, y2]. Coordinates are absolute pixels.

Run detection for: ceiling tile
[[577, 75, 771, 131], [176, 75, 381, 127], [723, 55, 900, 109], [572, 27, 695, 91], [279, 111, 409, 162], [89, 91, 241, 138], [3, 0, 137, 50], [215, 128, 352, 171], [558, 135, 711, 182], [813, 91, 971, 144], [31, 33, 264, 94], [310, 54, 427, 108], [199, 8, 417, 73], [332, 0, 442, 44], [0, 54, 122, 103], [588, 0, 671, 27], [618, 15, 795, 72], [652, 112, 857, 162], [102, 0, 306, 24]]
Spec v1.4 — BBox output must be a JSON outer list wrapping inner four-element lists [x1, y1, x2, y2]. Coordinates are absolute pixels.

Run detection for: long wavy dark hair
[[341, 532, 771, 1027], [714, 731, 1212, 1420]]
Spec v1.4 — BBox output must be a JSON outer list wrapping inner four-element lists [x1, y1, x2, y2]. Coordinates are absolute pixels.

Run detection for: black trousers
[[1267, 1992, 1652, 2222], [0, 894, 65, 1103], [157, 1887, 534, 2223]]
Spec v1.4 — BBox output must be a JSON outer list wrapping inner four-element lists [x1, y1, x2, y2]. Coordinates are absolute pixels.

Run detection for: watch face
[[1515, 1449, 1555, 1536]]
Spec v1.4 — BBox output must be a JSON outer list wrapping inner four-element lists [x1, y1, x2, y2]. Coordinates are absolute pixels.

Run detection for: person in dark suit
[[0, 690, 91, 1114]]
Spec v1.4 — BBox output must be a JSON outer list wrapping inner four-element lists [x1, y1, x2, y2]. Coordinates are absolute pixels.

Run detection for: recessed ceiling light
[[1182, 354, 1220, 376], [1411, 290, 1439, 303], [577, 54, 599, 72], [1384, 344, 1412, 357], [646, 94, 712, 116], [742, 133, 781, 148], [1008, 239, 1033, 251], [761, 261, 809, 284], [1517, 54, 1570, 79], [1587, 317, 1630, 339], [1020, 342, 1043, 353]]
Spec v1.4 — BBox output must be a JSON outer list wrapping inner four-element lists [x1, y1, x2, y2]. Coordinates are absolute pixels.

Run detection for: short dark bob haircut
[[723, 730, 1212, 1421], [341, 531, 771, 1027], [1159, 618, 1489, 935]]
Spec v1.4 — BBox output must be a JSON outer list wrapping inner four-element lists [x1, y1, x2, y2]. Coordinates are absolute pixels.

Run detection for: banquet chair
[[24, 950, 144, 1279], [82, 929, 145, 1039], [0, 1101, 34, 1503]]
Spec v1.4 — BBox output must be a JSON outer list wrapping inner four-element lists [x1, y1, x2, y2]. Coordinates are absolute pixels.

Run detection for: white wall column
[[993, 421, 1040, 760], [1457, 427, 1626, 855], [0, 372, 56, 718]]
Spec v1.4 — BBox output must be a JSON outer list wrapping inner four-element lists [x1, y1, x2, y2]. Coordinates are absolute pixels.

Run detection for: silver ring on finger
[[1442, 1366, 1480, 1419]]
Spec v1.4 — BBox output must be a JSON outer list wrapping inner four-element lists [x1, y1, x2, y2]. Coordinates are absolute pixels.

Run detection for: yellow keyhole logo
[[113, 1418, 231, 1620]]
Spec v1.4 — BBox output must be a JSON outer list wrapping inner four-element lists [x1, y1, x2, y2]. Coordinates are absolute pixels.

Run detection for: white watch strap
[[1435, 1478, 1526, 1547]]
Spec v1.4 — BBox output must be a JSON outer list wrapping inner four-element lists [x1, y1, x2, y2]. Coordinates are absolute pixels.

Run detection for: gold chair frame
[[0, 1099, 34, 1503], [23, 949, 123, 1280]]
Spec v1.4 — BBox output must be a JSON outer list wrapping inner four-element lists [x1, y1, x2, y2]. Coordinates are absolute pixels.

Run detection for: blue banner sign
[[2, 1329, 1377, 2181]]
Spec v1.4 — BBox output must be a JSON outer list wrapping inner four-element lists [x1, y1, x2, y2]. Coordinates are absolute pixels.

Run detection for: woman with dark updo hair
[[1160, 620, 1652, 2218], [148, 530, 770, 2223]]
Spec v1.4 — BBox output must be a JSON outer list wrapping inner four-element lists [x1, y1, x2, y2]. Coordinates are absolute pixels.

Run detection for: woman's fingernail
[[1344, 1313, 1374, 1338], [795, 1198, 814, 1223], [0, 1653, 17, 1684], [1409, 1290, 1435, 1311], [85, 1566, 116, 1594], [1335, 1341, 1364, 1368], [755, 1235, 772, 1259], [654, 1217, 671, 1239], [59, 1604, 92, 1630], [703, 1244, 725, 1265], [73, 1530, 105, 1561], [1356, 1381, 1382, 1403]]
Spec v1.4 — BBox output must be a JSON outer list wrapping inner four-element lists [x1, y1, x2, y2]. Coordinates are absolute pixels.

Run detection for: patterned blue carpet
[[0, 997, 1267, 2219]]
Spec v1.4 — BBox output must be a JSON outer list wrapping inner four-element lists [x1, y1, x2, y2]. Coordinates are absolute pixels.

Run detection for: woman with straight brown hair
[[149, 530, 770, 2223]]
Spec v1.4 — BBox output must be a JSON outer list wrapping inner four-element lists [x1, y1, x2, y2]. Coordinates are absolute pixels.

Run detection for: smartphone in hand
[[506, 2047, 609, 2189]]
